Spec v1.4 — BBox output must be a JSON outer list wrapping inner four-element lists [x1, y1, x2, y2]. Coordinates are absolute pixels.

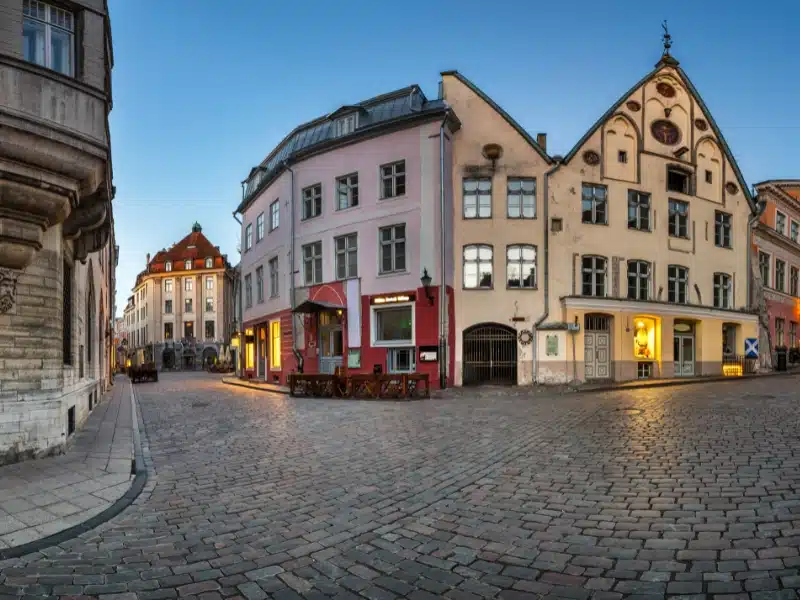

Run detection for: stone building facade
[[127, 223, 235, 371], [0, 0, 116, 463]]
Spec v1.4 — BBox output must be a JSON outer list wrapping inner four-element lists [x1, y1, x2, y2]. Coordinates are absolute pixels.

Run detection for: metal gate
[[462, 323, 517, 385]]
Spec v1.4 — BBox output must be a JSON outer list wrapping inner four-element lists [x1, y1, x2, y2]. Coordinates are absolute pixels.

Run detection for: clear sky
[[108, 0, 800, 317]]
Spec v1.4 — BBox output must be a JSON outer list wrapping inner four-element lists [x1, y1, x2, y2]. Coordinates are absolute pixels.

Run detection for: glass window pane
[[464, 180, 478, 192], [376, 307, 412, 342], [464, 263, 478, 288], [395, 243, 406, 271], [508, 180, 521, 192], [51, 28, 72, 75], [23, 18, 45, 66], [507, 246, 520, 260], [478, 246, 492, 260]]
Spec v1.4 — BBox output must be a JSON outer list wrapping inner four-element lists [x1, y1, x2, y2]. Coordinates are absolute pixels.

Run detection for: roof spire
[[192, 222, 202, 233], [656, 20, 679, 66]]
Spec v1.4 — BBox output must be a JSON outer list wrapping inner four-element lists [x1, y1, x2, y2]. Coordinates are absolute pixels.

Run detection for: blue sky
[[108, 0, 800, 316]]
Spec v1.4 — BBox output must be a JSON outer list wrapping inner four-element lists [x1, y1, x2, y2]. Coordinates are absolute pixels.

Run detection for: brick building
[[0, 0, 116, 463]]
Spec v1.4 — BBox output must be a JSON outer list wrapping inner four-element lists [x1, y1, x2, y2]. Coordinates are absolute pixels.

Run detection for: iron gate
[[462, 323, 518, 385]]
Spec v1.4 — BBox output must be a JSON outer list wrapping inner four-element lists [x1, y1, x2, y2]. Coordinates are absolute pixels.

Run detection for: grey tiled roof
[[241, 86, 446, 208]]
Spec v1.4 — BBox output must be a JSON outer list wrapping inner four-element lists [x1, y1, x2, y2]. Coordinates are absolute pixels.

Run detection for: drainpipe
[[532, 159, 562, 382], [747, 195, 767, 310], [232, 211, 244, 375], [283, 161, 304, 373], [438, 110, 450, 390]]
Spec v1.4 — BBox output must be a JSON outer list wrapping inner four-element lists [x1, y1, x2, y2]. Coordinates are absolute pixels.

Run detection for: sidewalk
[[221, 375, 289, 394], [0, 379, 136, 552]]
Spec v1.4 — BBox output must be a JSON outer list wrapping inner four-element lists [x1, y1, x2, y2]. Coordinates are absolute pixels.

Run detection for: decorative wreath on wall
[[583, 150, 600, 166], [518, 329, 533, 346]]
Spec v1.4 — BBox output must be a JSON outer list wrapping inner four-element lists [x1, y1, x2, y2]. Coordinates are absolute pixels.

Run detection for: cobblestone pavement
[[3, 373, 800, 600]]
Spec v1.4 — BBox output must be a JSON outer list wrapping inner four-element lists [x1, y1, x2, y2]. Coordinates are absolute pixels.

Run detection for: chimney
[[146, 253, 150, 264], [536, 133, 547, 152]]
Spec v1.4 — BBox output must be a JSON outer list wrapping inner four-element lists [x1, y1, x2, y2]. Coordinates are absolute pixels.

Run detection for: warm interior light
[[723, 364, 743, 377], [637, 321, 645, 328]]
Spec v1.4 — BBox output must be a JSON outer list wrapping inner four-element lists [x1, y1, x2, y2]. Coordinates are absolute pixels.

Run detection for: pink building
[[752, 181, 800, 353], [235, 86, 460, 388]]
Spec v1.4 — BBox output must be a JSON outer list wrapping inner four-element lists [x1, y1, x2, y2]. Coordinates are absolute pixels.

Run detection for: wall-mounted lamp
[[420, 268, 434, 305], [482, 143, 504, 172]]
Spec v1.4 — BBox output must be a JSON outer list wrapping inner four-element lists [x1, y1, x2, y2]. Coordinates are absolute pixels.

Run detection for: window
[[164, 299, 173, 314], [380, 161, 406, 199], [185, 298, 193, 313], [244, 274, 252, 308], [164, 322, 173, 340], [581, 256, 607, 297], [705, 170, 713, 184], [335, 114, 357, 137], [776, 211, 787, 235], [668, 199, 689, 238], [627, 260, 651, 300], [581, 184, 607, 225], [302, 184, 322, 220], [776, 317, 785, 347], [791, 221, 800, 243], [792, 267, 799, 297], [270, 200, 279, 231], [255, 266, 264, 303], [668, 265, 689, 304], [506, 245, 536, 288], [184, 278, 193, 292], [759, 252, 771, 286], [205, 320, 215, 340], [618, 150, 628, 164], [165, 279, 173, 293], [335, 233, 358, 280], [22, 0, 74, 76], [722, 323, 736, 356], [204, 277, 213, 291], [269, 257, 279, 297], [379, 224, 406, 274], [256, 213, 265, 241], [184, 259, 192, 270], [270, 320, 281, 368], [791, 322, 798, 348], [184, 321, 194, 339], [245, 224, 253, 250], [551, 218, 563, 232], [713, 273, 732, 309], [336, 174, 359, 210], [205, 296, 214, 312], [627, 191, 650, 231], [373, 305, 413, 345], [463, 178, 492, 218], [303, 241, 323, 285], [667, 167, 690, 194], [507, 178, 536, 219], [463, 244, 493, 289], [61, 261, 72, 365], [165, 261, 172, 272], [388, 348, 416, 373], [714, 211, 732, 248], [637, 362, 653, 379], [776, 259, 786, 293]]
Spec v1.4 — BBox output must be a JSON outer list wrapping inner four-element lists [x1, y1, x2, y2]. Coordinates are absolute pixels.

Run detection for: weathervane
[[662, 20, 672, 55]]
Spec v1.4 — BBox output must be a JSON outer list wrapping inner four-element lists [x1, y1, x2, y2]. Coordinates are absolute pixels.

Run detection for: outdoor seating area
[[288, 372, 430, 400], [129, 362, 158, 383]]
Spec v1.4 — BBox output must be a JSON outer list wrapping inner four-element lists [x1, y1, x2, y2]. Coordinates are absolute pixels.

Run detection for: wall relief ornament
[[518, 329, 533, 346], [694, 118, 708, 131], [583, 150, 601, 166], [656, 82, 676, 98], [0, 268, 21, 314], [726, 182, 739, 195], [626, 100, 641, 112]]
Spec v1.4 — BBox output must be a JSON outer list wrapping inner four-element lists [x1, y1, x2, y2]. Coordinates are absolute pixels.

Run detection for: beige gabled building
[[443, 40, 759, 386]]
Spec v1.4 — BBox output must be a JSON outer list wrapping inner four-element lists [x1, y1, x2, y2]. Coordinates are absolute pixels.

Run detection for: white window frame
[[668, 199, 689, 238], [205, 257, 213, 268], [184, 259, 192, 270], [667, 265, 689, 304], [256, 213, 265, 241], [776, 211, 787, 236], [463, 177, 492, 219], [245, 224, 253, 250], [165, 261, 172, 272], [370, 302, 415, 348], [269, 257, 279, 297], [302, 241, 323, 285], [255, 266, 264, 303], [270, 200, 280, 231], [164, 279, 173, 293], [713, 273, 732, 309], [22, 0, 75, 76], [205, 276, 213, 290], [205, 296, 214, 313], [336, 174, 359, 211], [302, 184, 322, 220], [627, 260, 651, 300], [714, 211, 732, 248], [387, 347, 416, 374], [507, 177, 536, 219], [184, 277, 193, 292], [379, 160, 406, 199], [581, 255, 607, 297], [244, 274, 252, 308], [184, 298, 193, 313], [335, 233, 358, 280], [379, 224, 406, 274], [335, 113, 358, 137], [791, 220, 799, 243], [759, 251, 771, 287], [776, 259, 787, 293]]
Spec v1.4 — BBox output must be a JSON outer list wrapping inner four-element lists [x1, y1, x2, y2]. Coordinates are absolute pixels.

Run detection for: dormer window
[[205, 257, 213, 268], [165, 261, 172, 272], [184, 259, 192, 270], [335, 114, 357, 137], [667, 166, 690, 194]]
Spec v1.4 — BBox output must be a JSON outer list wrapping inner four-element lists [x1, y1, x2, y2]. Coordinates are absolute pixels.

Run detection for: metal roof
[[241, 86, 447, 208]]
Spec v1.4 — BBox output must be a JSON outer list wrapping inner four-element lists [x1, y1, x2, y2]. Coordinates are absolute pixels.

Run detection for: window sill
[[669, 235, 690, 241], [380, 194, 408, 202], [301, 214, 322, 222], [336, 205, 360, 214], [463, 286, 494, 291], [714, 244, 734, 250], [582, 221, 609, 226], [507, 216, 538, 220], [627, 226, 652, 233], [372, 341, 415, 348], [506, 286, 539, 291], [463, 215, 493, 220], [377, 270, 408, 279]]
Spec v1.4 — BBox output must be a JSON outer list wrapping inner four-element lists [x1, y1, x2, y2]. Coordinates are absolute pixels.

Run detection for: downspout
[[746, 194, 766, 310], [438, 110, 449, 389], [232, 210, 243, 375], [283, 161, 303, 373], [533, 159, 562, 382]]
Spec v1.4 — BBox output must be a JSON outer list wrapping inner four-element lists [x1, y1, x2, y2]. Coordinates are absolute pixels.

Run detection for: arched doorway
[[202, 347, 218, 368], [182, 349, 196, 370], [462, 323, 517, 385], [162, 348, 176, 370], [584, 313, 612, 380]]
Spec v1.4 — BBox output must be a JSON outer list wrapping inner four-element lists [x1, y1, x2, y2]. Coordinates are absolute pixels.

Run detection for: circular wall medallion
[[583, 150, 600, 166], [694, 118, 708, 131], [651, 120, 681, 146], [518, 330, 533, 346], [656, 82, 676, 98], [726, 182, 739, 195], [626, 100, 641, 112]]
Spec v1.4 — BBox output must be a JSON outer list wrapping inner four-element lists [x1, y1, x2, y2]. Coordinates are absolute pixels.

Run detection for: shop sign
[[419, 345, 438, 362], [371, 294, 415, 305]]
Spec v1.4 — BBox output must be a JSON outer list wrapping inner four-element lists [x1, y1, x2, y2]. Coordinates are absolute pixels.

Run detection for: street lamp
[[420, 269, 434, 305]]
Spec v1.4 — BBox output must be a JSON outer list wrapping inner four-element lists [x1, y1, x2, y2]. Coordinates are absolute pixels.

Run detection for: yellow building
[[443, 40, 759, 385]]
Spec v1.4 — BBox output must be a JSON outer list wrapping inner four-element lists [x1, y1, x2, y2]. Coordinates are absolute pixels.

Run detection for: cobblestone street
[[3, 373, 800, 599]]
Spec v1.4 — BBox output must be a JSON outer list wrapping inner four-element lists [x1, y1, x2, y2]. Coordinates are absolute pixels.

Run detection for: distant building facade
[[127, 223, 235, 370], [236, 86, 458, 387], [0, 0, 116, 464], [752, 181, 800, 358]]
